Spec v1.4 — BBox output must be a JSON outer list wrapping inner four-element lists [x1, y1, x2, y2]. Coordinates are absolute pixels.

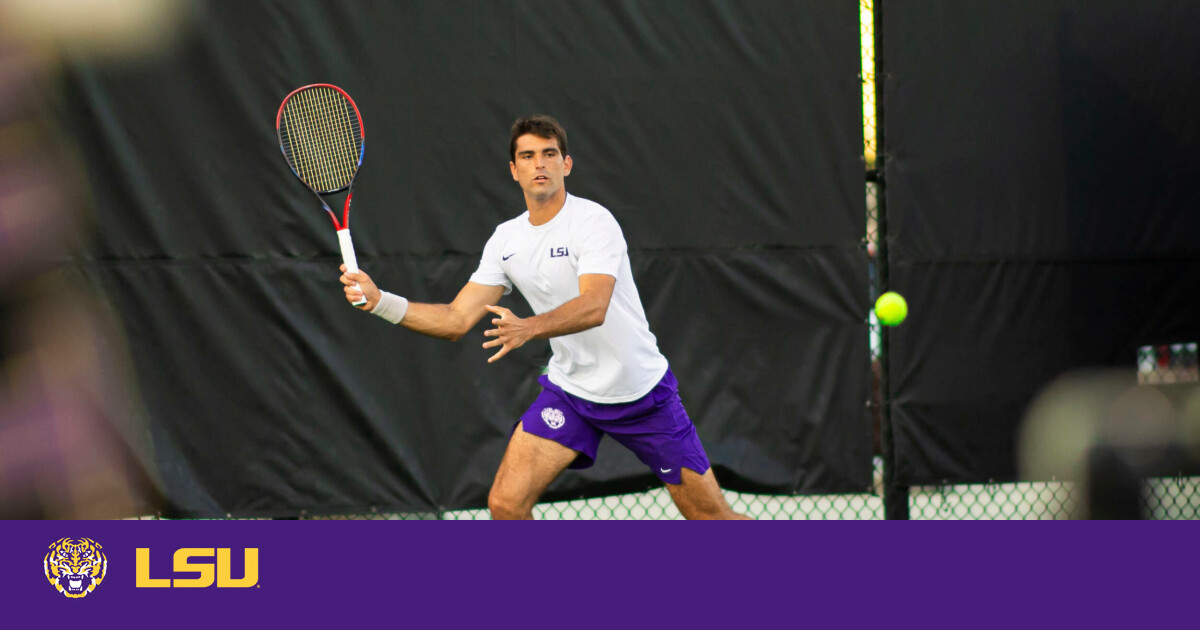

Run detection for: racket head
[[276, 84, 365, 194]]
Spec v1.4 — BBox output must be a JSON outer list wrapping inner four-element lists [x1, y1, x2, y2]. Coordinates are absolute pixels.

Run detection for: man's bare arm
[[482, 273, 615, 362], [341, 266, 505, 342], [402, 282, 507, 341]]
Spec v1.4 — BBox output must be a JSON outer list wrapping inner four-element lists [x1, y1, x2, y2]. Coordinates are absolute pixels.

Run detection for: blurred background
[[0, 0, 191, 517]]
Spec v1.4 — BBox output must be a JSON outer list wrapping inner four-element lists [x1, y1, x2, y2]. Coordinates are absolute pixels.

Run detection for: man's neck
[[526, 189, 568, 226]]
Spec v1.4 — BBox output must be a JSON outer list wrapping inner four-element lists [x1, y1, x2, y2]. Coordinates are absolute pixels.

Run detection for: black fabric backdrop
[[57, 1, 869, 515], [885, 0, 1200, 484]]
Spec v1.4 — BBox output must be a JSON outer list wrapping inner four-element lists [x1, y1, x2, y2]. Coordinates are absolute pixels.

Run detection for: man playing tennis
[[340, 115, 747, 520]]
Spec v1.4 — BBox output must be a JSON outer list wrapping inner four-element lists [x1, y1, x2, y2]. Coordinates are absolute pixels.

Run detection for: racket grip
[[337, 228, 368, 306]]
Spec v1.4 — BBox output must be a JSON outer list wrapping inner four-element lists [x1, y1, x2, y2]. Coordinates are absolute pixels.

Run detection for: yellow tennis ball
[[875, 292, 907, 326]]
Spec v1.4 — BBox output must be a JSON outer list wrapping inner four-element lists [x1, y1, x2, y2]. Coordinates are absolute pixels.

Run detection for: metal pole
[[873, 0, 909, 520]]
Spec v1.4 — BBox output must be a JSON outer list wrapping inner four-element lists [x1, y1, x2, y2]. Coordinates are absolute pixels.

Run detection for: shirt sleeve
[[469, 227, 514, 294], [575, 209, 626, 278]]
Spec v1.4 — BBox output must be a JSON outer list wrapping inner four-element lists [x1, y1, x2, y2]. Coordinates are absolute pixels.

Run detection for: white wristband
[[371, 291, 409, 324]]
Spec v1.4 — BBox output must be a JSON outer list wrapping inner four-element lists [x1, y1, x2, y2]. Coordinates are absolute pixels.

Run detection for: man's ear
[[510, 161, 518, 181], [563, 155, 573, 176]]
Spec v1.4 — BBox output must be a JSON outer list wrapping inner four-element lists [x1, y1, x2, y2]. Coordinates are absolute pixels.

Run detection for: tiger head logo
[[44, 538, 107, 598]]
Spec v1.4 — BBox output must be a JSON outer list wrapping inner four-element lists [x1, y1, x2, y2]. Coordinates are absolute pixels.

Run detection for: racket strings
[[300, 89, 356, 187], [280, 87, 362, 192], [288, 90, 357, 190], [283, 94, 326, 187], [293, 89, 358, 187], [289, 92, 335, 188]]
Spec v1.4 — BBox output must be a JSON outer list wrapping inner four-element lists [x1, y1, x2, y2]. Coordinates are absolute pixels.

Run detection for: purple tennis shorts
[[517, 369, 711, 485]]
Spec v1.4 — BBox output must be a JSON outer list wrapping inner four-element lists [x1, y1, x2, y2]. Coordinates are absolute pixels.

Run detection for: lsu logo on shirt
[[44, 537, 107, 599], [135, 548, 259, 588], [549, 246, 569, 258]]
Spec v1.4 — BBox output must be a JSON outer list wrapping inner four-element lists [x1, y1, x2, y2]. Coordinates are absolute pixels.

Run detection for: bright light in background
[[0, 0, 190, 58], [861, 0, 877, 166]]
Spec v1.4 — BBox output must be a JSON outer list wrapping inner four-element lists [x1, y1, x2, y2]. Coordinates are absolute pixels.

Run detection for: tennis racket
[[276, 83, 368, 306]]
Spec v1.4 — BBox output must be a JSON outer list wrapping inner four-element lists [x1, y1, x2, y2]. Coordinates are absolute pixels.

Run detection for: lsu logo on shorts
[[44, 537, 107, 599], [541, 407, 565, 429]]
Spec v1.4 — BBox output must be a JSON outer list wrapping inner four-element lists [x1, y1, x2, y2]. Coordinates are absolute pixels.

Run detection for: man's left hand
[[482, 304, 534, 363]]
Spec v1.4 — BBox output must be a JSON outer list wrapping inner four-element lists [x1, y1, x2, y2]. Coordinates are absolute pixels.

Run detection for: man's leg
[[666, 467, 752, 520], [488, 421, 579, 520]]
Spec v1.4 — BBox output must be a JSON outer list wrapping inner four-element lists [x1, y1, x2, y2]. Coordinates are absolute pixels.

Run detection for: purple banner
[[1, 520, 1191, 627]]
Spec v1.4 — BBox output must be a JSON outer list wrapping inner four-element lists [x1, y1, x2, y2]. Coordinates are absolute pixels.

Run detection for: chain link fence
[[299, 458, 885, 521], [283, 474, 1197, 521]]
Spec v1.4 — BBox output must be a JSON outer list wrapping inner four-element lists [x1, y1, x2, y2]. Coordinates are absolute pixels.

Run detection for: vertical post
[[873, 0, 909, 520]]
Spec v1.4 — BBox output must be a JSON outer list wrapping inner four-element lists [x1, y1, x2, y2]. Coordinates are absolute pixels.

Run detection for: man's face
[[510, 133, 572, 201]]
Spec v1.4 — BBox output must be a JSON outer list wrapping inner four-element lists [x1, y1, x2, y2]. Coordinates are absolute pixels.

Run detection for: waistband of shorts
[[539, 368, 677, 409]]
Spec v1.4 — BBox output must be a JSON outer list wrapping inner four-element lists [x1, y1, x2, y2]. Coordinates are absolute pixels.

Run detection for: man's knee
[[488, 485, 533, 520], [670, 467, 751, 520]]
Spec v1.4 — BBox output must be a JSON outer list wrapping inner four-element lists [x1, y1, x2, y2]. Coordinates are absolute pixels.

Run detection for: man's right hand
[[340, 264, 381, 310]]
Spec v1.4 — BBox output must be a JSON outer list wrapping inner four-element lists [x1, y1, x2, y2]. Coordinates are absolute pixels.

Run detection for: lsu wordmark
[[136, 548, 259, 588]]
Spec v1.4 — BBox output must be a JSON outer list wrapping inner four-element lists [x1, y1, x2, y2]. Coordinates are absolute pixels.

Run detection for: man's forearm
[[528, 294, 607, 339], [399, 302, 472, 341]]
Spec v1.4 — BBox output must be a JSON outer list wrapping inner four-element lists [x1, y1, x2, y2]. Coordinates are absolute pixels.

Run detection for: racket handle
[[337, 228, 368, 306]]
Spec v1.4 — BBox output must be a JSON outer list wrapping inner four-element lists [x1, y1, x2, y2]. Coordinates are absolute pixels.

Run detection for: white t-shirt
[[469, 194, 668, 403]]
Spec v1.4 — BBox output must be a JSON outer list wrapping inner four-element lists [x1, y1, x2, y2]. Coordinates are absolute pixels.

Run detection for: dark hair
[[509, 115, 568, 161]]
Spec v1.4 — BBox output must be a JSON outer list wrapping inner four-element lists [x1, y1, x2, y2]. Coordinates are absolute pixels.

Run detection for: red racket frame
[[275, 83, 366, 230]]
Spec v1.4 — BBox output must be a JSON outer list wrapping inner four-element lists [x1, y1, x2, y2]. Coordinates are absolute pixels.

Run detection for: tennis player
[[340, 115, 747, 520]]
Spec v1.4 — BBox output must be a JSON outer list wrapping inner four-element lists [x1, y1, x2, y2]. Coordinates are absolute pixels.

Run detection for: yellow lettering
[[135, 547, 259, 588], [172, 548, 215, 588], [135, 548, 170, 588], [217, 548, 259, 587]]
